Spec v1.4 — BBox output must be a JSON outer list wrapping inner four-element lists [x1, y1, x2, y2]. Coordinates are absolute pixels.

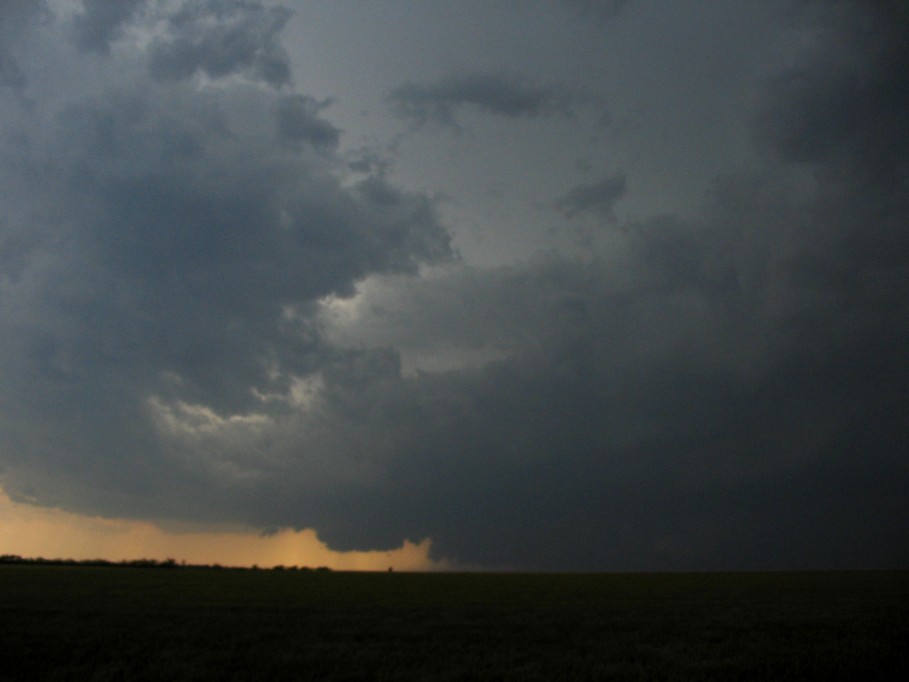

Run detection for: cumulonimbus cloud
[[1, 0, 907, 571], [0, 0, 451, 530]]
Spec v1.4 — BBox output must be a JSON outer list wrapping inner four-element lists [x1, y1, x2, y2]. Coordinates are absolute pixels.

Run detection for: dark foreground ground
[[1, 566, 907, 680]]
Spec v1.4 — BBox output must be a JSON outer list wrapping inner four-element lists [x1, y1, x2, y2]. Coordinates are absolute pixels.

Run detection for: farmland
[[1, 566, 907, 680]]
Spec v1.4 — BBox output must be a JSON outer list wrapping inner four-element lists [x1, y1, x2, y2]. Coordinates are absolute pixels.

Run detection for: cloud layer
[[1, 0, 907, 570]]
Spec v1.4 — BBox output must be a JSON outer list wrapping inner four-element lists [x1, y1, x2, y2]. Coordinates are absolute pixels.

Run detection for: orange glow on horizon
[[0, 488, 449, 571]]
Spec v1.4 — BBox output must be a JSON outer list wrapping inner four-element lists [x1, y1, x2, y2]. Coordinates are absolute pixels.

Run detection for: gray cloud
[[305, 1, 909, 569], [554, 173, 627, 219], [0, 0, 450, 524], [389, 73, 576, 130], [275, 95, 339, 151], [0, 52, 25, 90], [307, 164, 908, 569], [1, 0, 907, 571], [148, 0, 293, 87], [755, 3, 908, 165], [0, 0, 45, 90], [72, 0, 144, 55], [0, 82, 448, 419]]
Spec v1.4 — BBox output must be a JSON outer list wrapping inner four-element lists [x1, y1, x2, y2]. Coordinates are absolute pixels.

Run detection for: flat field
[[1, 566, 907, 680]]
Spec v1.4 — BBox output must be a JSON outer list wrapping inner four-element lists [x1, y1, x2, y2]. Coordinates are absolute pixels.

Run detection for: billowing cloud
[[1, 0, 907, 571], [148, 0, 294, 87], [388, 73, 576, 130], [0, 0, 450, 531], [72, 0, 144, 55]]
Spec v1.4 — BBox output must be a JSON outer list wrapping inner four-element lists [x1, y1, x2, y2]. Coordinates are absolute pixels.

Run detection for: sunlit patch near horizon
[[0, 488, 448, 571]]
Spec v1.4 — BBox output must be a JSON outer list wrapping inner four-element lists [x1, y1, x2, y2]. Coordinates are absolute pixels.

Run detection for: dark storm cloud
[[554, 174, 627, 219], [0, 1, 449, 521], [755, 0, 909, 178], [750, 0, 909, 325], [72, 0, 144, 55], [148, 0, 293, 86], [306, 0, 909, 569], [307, 173, 907, 570], [1, 0, 907, 571], [388, 73, 576, 130]]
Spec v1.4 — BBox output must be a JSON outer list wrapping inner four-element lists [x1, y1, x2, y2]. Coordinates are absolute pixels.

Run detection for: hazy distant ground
[[1, 567, 906, 680]]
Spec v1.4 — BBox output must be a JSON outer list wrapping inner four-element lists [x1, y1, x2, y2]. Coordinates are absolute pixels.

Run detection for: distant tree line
[[0, 554, 332, 572]]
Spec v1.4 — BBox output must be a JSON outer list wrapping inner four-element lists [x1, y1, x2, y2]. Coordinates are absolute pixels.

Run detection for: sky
[[0, 0, 907, 571]]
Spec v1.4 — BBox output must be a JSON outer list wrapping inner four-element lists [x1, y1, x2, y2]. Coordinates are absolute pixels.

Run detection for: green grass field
[[1, 566, 906, 680]]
